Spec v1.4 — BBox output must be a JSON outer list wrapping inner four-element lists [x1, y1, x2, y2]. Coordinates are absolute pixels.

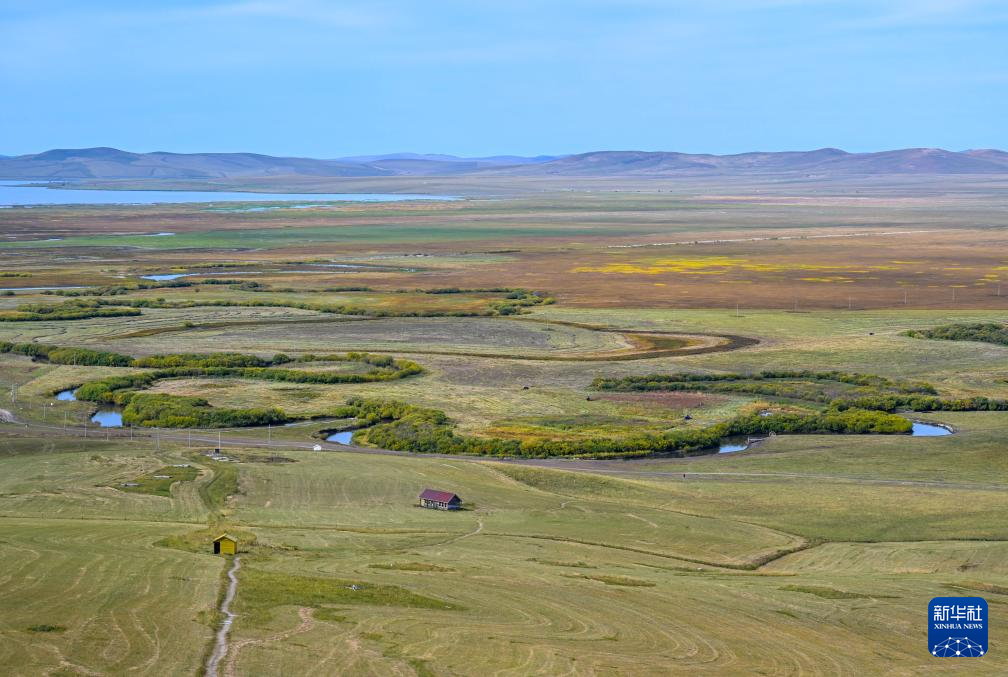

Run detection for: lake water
[[326, 431, 354, 444], [56, 390, 77, 401], [141, 271, 263, 281], [911, 422, 953, 436], [0, 181, 457, 207], [142, 273, 191, 281], [91, 411, 123, 427]]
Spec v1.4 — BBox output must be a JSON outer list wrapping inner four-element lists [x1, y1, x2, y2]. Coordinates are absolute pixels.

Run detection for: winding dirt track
[[111, 315, 758, 361], [205, 555, 241, 677]]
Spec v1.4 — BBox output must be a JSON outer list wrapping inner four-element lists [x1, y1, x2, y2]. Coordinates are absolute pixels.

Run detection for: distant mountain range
[[2, 146, 1007, 180]]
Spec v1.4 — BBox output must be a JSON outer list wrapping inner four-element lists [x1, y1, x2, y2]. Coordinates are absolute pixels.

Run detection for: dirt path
[[205, 555, 241, 677]]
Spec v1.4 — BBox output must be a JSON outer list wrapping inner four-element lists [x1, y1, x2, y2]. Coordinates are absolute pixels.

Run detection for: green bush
[[0, 342, 132, 366], [68, 350, 424, 428], [0, 299, 141, 322], [905, 322, 1008, 346], [122, 393, 287, 428], [342, 398, 912, 459]]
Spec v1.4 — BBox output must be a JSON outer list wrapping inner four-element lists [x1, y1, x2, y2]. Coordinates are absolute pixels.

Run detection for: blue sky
[[1, 1, 1005, 156]]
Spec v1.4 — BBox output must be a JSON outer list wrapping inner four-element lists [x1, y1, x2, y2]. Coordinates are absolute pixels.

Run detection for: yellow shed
[[213, 534, 237, 555]]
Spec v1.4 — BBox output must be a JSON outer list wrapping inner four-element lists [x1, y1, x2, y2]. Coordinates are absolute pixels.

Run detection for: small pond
[[718, 436, 755, 454], [56, 390, 77, 401], [141, 273, 190, 281], [714, 421, 952, 454], [141, 271, 263, 281], [91, 411, 123, 427], [911, 422, 953, 436], [326, 431, 354, 444]]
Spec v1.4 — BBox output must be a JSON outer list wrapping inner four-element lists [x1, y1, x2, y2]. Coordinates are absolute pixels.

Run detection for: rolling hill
[[487, 147, 1008, 176], [1, 146, 1006, 180]]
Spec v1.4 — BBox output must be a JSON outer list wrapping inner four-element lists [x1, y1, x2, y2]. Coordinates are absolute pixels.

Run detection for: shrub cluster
[[99, 297, 499, 318], [44, 283, 554, 317], [121, 393, 287, 428], [0, 342, 132, 366], [132, 352, 276, 368], [592, 370, 935, 395], [591, 369, 1005, 415], [342, 397, 911, 459], [904, 322, 1008, 347], [68, 350, 424, 428], [832, 394, 1008, 413], [0, 299, 141, 322]]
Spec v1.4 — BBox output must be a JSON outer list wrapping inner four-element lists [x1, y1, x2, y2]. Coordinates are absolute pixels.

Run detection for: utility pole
[[63, 410, 68, 430], [735, 302, 740, 318], [218, 430, 222, 450], [848, 296, 852, 311]]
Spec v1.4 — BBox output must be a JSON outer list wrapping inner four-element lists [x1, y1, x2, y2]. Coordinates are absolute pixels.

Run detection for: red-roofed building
[[419, 488, 462, 510]]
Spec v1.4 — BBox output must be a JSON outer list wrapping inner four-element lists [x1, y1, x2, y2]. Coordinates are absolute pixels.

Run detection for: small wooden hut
[[213, 534, 237, 555], [419, 489, 462, 511]]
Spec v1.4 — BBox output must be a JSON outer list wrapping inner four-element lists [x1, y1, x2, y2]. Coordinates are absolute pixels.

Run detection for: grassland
[[3, 432, 1005, 674], [2, 183, 1008, 674]]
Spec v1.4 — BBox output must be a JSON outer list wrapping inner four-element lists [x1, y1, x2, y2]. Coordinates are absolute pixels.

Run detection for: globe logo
[[932, 637, 984, 657]]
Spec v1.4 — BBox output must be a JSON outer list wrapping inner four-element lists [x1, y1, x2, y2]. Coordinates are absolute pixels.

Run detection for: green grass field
[[3, 431, 1005, 675], [3, 188, 1008, 674]]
